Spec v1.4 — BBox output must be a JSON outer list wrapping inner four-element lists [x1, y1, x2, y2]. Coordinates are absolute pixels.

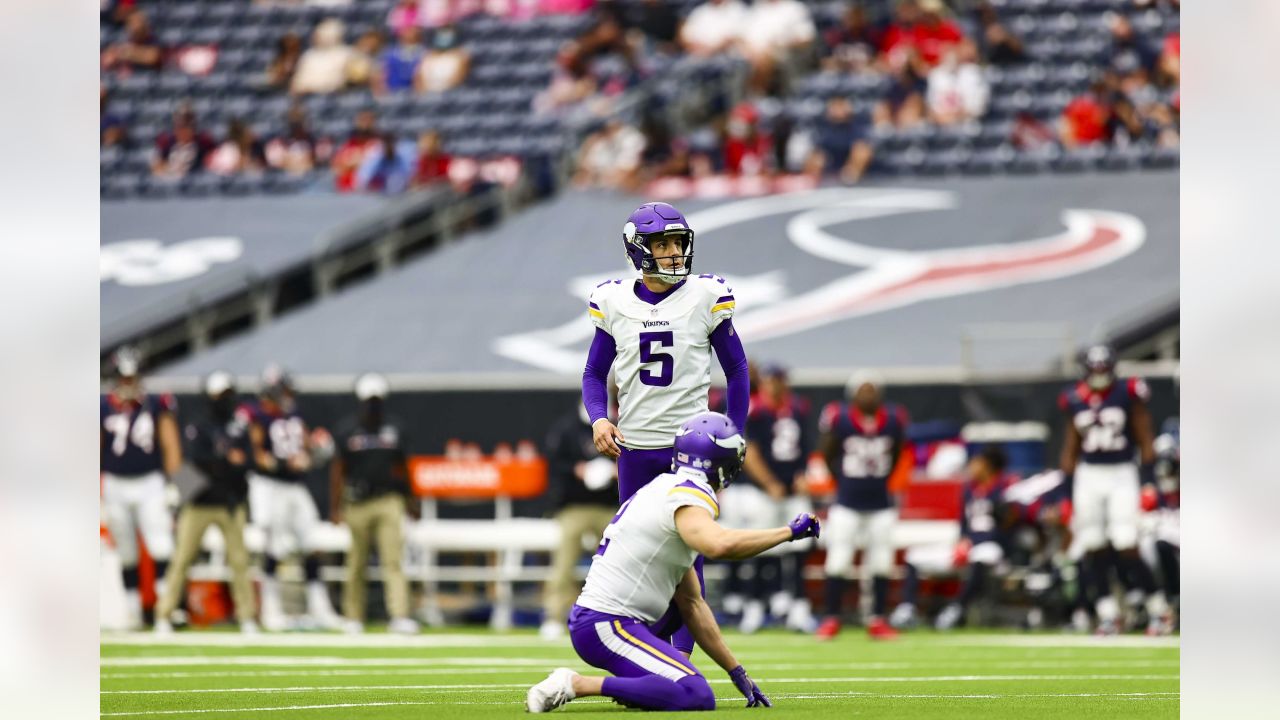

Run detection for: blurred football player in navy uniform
[[1145, 419, 1179, 617], [934, 446, 1012, 630], [816, 371, 907, 640], [330, 373, 419, 635], [741, 364, 816, 633], [155, 371, 258, 634], [1059, 345, 1171, 634], [243, 364, 341, 631], [100, 346, 182, 629]]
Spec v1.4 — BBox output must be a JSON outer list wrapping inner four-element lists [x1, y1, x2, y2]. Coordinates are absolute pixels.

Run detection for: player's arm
[[1131, 396, 1156, 466], [675, 505, 806, 560], [248, 421, 278, 473], [157, 411, 183, 477], [819, 430, 840, 480], [709, 319, 749, 433], [583, 327, 624, 457], [1059, 416, 1080, 477], [743, 441, 786, 499], [673, 568, 741, 672]]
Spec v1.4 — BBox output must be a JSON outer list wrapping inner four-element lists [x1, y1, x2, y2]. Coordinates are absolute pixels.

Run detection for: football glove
[[788, 513, 820, 541], [729, 665, 772, 708]]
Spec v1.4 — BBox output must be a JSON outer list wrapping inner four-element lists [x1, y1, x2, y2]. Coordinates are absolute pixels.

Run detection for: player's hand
[[287, 453, 311, 473], [227, 448, 247, 466], [952, 539, 972, 568], [788, 513, 820, 541], [592, 418, 625, 459], [729, 666, 772, 708]]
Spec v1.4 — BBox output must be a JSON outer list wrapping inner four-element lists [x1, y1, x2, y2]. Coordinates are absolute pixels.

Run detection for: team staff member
[[330, 373, 419, 635], [155, 371, 258, 634]]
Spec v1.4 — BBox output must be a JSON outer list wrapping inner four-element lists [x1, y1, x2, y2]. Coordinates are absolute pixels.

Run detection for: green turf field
[[100, 628, 1178, 719]]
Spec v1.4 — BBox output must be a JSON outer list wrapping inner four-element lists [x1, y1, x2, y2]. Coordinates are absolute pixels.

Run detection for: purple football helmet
[[672, 411, 746, 490], [623, 202, 695, 284]]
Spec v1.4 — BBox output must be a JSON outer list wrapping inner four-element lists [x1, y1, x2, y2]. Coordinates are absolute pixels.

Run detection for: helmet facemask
[[626, 226, 695, 285]]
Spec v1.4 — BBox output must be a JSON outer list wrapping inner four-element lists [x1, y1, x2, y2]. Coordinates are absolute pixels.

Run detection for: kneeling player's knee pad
[[676, 676, 716, 711]]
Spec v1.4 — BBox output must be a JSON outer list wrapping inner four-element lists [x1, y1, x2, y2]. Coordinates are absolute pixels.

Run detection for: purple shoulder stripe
[[589, 301, 600, 310], [715, 295, 734, 304]]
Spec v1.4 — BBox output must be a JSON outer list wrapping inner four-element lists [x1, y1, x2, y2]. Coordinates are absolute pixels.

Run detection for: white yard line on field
[[101, 656, 559, 667], [101, 674, 1180, 695], [100, 691, 1181, 716], [935, 635, 1180, 649]]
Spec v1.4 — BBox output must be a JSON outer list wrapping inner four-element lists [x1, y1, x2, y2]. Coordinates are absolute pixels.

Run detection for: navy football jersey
[[1059, 378, 1150, 465], [100, 392, 176, 476], [819, 402, 908, 511], [745, 395, 811, 492], [238, 401, 309, 481], [960, 478, 1009, 547]]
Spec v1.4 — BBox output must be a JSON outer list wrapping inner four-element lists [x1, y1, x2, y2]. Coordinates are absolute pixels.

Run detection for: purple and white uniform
[[568, 468, 722, 711]]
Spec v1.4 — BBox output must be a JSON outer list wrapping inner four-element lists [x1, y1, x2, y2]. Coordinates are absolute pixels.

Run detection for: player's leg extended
[[373, 494, 414, 629], [137, 472, 175, 595], [818, 503, 857, 637], [1073, 464, 1119, 628], [1106, 465, 1169, 629], [103, 475, 144, 627], [864, 509, 899, 638], [215, 506, 258, 628], [563, 606, 715, 711]]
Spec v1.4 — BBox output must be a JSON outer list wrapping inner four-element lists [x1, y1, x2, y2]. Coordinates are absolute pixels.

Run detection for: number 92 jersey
[[1059, 378, 1149, 465], [588, 275, 735, 450], [236, 402, 310, 481]]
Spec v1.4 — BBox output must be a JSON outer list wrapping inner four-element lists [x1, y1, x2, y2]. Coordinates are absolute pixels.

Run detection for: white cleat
[[786, 599, 818, 633], [153, 619, 174, 636], [889, 602, 917, 630], [342, 620, 365, 635], [239, 620, 260, 635], [388, 617, 420, 635], [935, 603, 963, 631], [526, 668, 577, 713]]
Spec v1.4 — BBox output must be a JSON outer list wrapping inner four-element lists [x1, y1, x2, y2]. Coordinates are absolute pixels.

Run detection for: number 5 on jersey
[[638, 331, 674, 387]]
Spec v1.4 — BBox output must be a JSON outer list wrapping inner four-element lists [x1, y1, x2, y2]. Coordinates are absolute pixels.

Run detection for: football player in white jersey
[[583, 201, 751, 655], [526, 412, 820, 713]]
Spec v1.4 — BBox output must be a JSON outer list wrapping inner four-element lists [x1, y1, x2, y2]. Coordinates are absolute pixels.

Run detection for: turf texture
[[101, 628, 1178, 719]]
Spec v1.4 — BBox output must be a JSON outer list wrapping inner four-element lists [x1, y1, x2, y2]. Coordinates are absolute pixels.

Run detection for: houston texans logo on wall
[[493, 188, 1145, 373]]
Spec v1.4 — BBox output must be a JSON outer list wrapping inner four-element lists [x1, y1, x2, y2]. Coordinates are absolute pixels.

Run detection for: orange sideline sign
[[408, 455, 548, 499]]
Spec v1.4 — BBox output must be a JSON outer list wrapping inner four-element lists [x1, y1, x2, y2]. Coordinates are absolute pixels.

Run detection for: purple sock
[[601, 674, 715, 711]]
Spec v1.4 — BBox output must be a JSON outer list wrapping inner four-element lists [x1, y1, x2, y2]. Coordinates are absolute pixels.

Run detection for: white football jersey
[[588, 275, 736, 449], [576, 468, 721, 623]]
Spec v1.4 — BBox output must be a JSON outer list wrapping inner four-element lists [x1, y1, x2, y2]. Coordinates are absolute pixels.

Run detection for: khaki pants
[[343, 493, 410, 621], [544, 504, 615, 623], [157, 504, 255, 623]]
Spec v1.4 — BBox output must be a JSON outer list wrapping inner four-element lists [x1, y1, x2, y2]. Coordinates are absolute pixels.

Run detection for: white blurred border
[[1183, 1, 1280, 717], [0, 1, 100, 718]]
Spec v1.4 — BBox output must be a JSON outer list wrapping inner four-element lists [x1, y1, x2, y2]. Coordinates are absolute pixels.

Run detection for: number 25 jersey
[[1059, 377, 1149, 465], [588, 276, 736, 449]]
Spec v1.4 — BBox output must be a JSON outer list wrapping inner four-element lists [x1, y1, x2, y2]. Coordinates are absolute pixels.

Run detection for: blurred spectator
[[636, 112, 680, 179], [376, 26, 426, 95], [332, 110, 381, 191], [534, 41, 599, 116], [1010, 111, 1056, 151], [411, 130, 452, 188], [346, 30, 386, 89], [386, 0, 422, 35], [926, 40, 989, 125], [626, 0, 680, 55], [882, 0, 964, 68], [102, 10, 164, 74], [267, 105, 330, 176], [537, 0, 598, 16], [805, 96, 874, 185], [1105, 13, 1157, 77], [150, 106, 215, 180], [100, 85, 129, 149], [207, 119, 267, 176], [354, 133, 417, 193], [415, 25, 470, 94], [101, 0, 138, 28], [874, 62, 927, 129], [1059, 80, 1113, 148], [723, 103, 773, 176], [291, 18, 354, 95], [821, 2, 884, 74], [974, 2, 1025, 66], [577, 5, 642, 84], [266, 33, 304, 90], [679, 0, 746, 58], [573, 118, 646, 189], [739, 0, 816, 95], [1155, 32, 1179, 89]]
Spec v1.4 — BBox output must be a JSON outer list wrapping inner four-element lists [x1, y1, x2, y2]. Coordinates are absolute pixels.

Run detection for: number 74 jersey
[[1059, 377, 1150, 465], [588, 276, 736, 449]]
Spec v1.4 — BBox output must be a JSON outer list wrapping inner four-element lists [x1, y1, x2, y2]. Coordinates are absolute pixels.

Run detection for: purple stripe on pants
[[568, 605, 715, 711], [615, 445, 705, 656]]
